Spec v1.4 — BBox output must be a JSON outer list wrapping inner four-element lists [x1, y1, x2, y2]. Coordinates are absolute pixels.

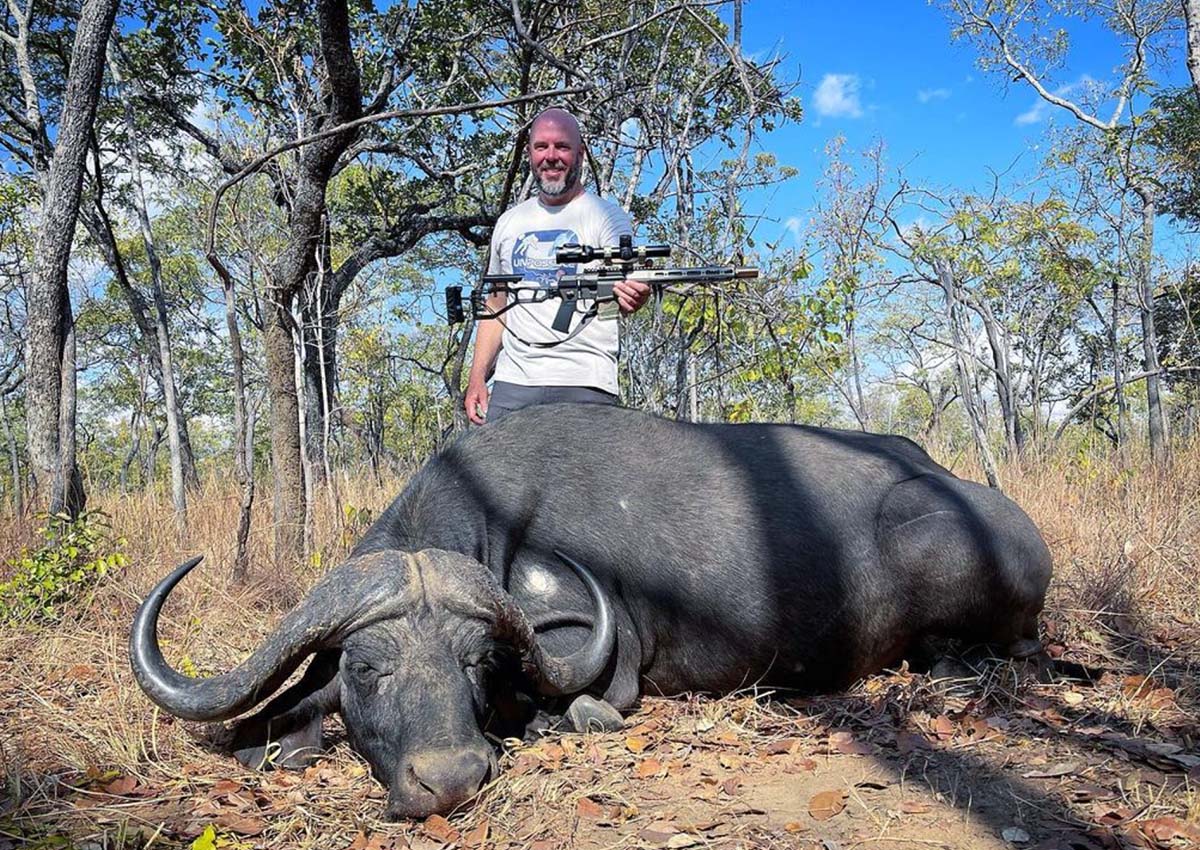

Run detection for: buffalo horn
[[498, 550, 616, 696], [129, 554, 400, 721]]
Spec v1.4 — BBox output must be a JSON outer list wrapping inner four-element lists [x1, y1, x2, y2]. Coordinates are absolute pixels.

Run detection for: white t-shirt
[[487, 192, 632, 394]]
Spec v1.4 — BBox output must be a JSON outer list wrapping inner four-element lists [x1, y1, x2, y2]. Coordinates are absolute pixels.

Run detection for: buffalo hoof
[[567, 695, 624, 733], [1007, 638, 1043, 659]]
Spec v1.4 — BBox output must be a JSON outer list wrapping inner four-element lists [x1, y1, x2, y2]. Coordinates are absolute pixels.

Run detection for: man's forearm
[[469, 315, 504, 382]]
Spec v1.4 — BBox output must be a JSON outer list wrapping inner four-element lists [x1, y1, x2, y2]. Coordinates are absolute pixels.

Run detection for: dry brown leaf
[[932, 715, 956, 740], [212, 779, 243, 795], [764, 738, 799, 756], [1091, 804, 1134, 826], [1139, 816, 1200, 843], [784, 821, 807, 834], [636, 758, 664, 778], [720, 777, 741, 796], [625, 736, 649, 753], [899, 800, 932, 814], [101, 776, 137, 796], [463, 820, 489, 848], [422, 814, 461, 844], [576, 797, 606, 820], [215, 812, 267, 837], [785, 757, 818, 773], [808, 789, 847, 821]]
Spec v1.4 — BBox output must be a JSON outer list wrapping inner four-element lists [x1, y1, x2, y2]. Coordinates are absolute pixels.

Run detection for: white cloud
[[813, 73, 864, 119], [784, 216, 804, 244], [917, 87, 951, 103], [1014, 75, 1097, 126]]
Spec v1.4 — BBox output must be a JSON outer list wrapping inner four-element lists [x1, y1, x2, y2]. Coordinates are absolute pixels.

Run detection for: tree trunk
[[142, 423, 163, 485], [847, 310, 869, 430], [1134, 185, 1168, 462], [1185, 0, 1200, 104], [936, 260, 1001, 489], [264, 300, 307, 563], [0, 391, 22, 514], [119, 407, 141, 493], [220, 255, 256, 583], [83, 198, 204, 492], [24, 0, 118, 517], [975, 300, 1024, 456], [257, 0, 361, 564], [110, 50, 189, 532]]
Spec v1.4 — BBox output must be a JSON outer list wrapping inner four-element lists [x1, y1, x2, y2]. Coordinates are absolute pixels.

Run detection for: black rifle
[[445, 235, 758, 333]]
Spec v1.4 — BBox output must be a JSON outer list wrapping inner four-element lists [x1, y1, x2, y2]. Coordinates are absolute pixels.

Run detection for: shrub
[[0, 510, 128, 623]]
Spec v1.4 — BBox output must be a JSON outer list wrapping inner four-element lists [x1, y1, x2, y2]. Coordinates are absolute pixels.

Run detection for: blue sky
[[731, 0, 1195, 254]]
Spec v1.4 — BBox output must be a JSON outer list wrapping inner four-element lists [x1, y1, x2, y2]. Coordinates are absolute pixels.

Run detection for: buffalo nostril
[[405, 749, 491, 814]]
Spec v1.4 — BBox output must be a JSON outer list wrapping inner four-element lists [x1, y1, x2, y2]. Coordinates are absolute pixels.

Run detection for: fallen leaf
[[101, 776, 137, 796], [666, 835, 700, 849], [808, 789, 847, 821], [765, 738, 799, 756], [576, 797, 606, 820], [212, 779, 243, 795], [625, 736, 649, 753], [1091, 804, 1133, 827], [900, 800, 932, 814], [1062, 691, 1084, 706], [1139, 816, 1200, 844], [932, 715, 956, 740], [636, 759, 664, 778], [720, 777, 741, 796], [463, 820, 489, 848], [784, 821, 807, 834], [422, 814, 461, 844], [216, 812, 267, 837]]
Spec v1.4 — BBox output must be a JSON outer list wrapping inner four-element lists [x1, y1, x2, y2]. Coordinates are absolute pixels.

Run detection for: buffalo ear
[[204, 650, 342, 770]]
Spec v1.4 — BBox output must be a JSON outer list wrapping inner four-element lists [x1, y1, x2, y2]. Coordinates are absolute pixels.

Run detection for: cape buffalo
[[130, 404, 1052, 819]]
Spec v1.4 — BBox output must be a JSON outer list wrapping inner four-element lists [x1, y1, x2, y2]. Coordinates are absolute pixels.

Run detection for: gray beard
[[534, 159, 582, 197]]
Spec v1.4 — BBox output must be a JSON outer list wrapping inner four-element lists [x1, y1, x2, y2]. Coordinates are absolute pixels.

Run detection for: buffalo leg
[[206, 650, 341, 769]]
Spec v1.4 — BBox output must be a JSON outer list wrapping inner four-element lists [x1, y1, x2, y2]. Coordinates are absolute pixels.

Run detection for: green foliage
[[0, 512, 129, 624]]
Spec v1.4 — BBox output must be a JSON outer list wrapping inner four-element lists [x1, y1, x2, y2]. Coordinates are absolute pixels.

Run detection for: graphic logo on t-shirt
[[511, 229, 580, 287]]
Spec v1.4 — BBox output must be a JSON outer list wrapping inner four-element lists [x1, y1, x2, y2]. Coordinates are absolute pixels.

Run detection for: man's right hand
[[465, 377, 489, 425]]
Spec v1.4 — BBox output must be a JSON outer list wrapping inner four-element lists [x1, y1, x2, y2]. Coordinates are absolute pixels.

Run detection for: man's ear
[[204, 650, 341, 770]]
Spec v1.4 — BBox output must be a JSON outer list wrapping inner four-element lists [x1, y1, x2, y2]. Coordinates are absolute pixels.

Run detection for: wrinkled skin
[[132, 405, 1053, 819]]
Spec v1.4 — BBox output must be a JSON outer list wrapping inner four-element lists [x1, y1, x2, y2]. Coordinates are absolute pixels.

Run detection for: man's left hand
[[614, 279, 652, 315]]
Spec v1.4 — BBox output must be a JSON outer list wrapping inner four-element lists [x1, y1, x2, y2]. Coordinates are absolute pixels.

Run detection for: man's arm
[[464, 290, 506, 424], [599, 207, 651, 315]]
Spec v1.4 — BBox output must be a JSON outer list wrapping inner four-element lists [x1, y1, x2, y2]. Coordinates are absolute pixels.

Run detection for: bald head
[[528, 108, 585, 203], [530, 108, 582, 146]]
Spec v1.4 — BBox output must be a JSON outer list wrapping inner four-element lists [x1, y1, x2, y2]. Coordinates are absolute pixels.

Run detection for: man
[[464, 108, 652, 424]]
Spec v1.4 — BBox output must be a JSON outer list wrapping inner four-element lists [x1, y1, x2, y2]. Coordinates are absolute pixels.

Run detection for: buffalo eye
[[347, 659, 379, 683]]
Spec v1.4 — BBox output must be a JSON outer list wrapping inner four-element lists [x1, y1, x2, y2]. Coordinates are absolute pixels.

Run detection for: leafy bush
[[0, 510, 128, 623]]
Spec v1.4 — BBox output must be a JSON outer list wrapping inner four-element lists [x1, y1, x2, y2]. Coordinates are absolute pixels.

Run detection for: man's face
[[529, 118, 582, 200]]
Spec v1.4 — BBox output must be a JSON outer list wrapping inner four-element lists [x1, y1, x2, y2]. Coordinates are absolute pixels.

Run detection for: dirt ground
[[2, 615, 1197, 850]]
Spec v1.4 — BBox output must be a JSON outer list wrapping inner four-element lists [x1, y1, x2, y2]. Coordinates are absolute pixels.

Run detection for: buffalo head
[[129, 548, 614, 818]]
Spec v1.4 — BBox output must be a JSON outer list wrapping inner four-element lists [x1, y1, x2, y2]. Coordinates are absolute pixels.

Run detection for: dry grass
[[0, 442, 1197, 849]]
